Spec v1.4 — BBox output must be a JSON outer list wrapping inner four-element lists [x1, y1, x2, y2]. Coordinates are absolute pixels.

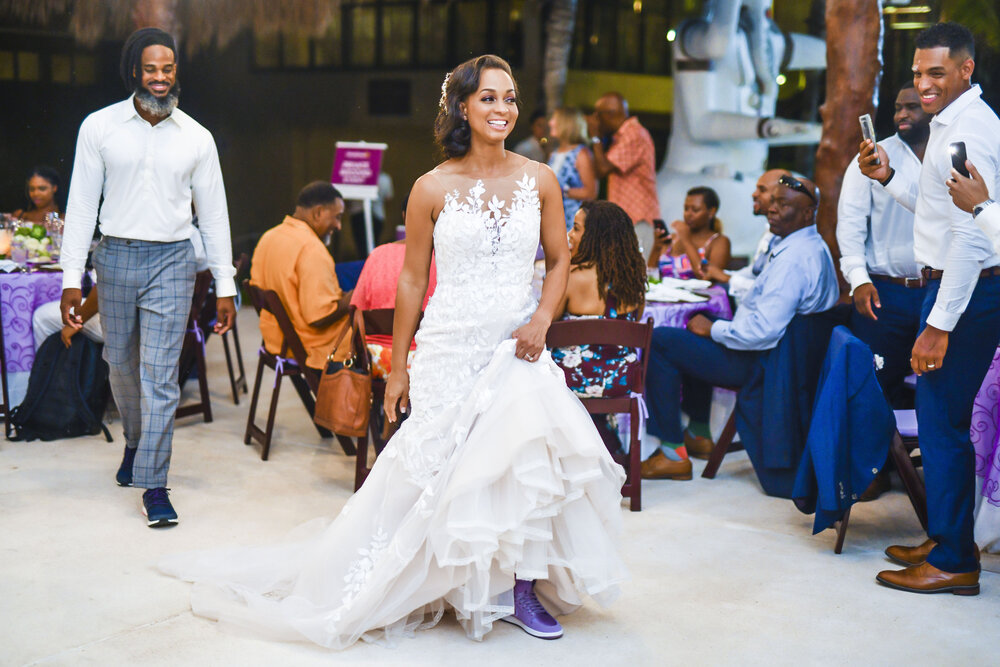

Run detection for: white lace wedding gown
[[160, 161, 628, 649]]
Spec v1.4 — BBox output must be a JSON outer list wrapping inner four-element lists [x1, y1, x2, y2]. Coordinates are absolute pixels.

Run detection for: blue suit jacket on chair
[[792, 326, 895, 533], [735, 307, 848, 498]]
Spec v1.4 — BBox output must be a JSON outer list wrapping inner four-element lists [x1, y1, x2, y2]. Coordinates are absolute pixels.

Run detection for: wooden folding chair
[[829, 410, 927, 554], [244, 282, 356, 460], [352, 307, 401, 491], [546, 317, 655, 512], [701, 391, 741, 479], [219, 253, 250, 404], [176, 270, 215, 422]]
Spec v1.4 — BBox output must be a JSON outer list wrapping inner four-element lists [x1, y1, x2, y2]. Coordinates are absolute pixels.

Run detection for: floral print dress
[[551, 292, 640, 398]]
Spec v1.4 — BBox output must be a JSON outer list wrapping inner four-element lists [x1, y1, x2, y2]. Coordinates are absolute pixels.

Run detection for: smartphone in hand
[[859, 114, 879, 165], [653, 218, 668, 235], [949, 141, 970, 178]]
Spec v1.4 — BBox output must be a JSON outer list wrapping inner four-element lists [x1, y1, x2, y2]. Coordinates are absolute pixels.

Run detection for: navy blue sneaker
[[142, 487, 178, 527], [116, 446, 137, 487]]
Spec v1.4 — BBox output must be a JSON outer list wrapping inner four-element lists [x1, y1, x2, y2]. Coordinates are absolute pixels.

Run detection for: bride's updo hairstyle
[[434, 54, 519, 159]]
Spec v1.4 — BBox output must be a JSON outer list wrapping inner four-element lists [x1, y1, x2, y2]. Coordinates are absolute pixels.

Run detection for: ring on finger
[[927, 363, 936, 368]]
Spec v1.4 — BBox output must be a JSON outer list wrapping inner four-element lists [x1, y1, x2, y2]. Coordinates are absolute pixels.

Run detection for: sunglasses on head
[[778, 175, 817, 203]]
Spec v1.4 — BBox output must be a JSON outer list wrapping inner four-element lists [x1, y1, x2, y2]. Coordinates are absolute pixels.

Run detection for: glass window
[[616, 3, 642, 72], [17, 52, 40, 81], [254, 32, 281, 68], [642, 5, 671, 74], [454, 2, 489, 63], [314, 19, 342, 67], [282, 33, 311, 68], [51, 53, 72, 83], [417, 2, 449, 66], [381, 5, 414, 66], [349, 6, 377, 67], [74, 54, 97, 85], [584, 3, 616, 70], [0, 51, 15, 80], [493, 0, 524, 66]]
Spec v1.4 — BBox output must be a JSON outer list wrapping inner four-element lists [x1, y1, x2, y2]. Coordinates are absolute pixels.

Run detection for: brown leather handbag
[[314, 309, 371, 437]]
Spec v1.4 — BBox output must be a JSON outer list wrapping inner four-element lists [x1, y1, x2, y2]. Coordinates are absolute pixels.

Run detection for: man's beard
[[134, 82, 180, 117], [897, 123, 929, 146]]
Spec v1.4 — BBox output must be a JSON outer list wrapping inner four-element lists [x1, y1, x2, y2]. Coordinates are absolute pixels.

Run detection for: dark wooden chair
[[175, 270, 215, 422], [701, 393, 742, 479], [546, 317, 655, 512], [352, 307, 402, 491], [244, 282, 356, 460], [832, 410, 928, 554], [219, 253, 250, 404]]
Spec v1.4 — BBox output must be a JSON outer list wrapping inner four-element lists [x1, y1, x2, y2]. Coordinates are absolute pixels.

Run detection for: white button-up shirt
[[838, 133, 922, 290], [884, 84, 1000, 331], [710, 225, 839, 351], [976, 202, 1000, 250], [62, 96, 236, 297]]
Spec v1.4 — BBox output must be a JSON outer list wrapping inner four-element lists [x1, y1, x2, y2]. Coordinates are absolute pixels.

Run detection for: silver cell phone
[[859, 114, 880, 165]]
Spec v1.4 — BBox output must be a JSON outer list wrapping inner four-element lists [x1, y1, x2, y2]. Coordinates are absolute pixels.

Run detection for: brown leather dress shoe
[[876, 561, 979, 596], [885, 539, 980, 566], [640, 451, 693, 480], [683, 430, 715, 460]]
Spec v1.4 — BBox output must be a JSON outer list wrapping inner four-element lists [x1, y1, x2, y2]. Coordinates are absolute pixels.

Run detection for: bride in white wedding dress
[[160, 54, 628, 649]]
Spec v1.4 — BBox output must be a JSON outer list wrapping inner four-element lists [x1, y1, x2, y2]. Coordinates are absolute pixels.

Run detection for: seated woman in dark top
[[11, 166, 62, 223], [552, 200, 646, 398]]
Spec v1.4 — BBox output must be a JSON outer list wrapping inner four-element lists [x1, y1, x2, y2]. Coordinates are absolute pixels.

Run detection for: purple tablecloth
[[642, 284, 733, 328], [972, 347, 1000, 507], [1, 271, 63, 373]]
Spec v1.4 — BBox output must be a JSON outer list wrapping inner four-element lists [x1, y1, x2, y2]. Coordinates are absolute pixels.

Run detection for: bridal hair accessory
[[439, 71, 452, 112]]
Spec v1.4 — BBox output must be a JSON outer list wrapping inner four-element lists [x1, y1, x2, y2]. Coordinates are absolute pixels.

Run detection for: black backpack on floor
[[10, 333, 113, 442]]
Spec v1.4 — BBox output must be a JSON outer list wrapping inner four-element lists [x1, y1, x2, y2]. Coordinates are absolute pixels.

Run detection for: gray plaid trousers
[[93, 237, 196, 488]]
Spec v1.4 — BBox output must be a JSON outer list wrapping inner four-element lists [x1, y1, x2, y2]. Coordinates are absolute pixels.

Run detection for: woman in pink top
[[351, 239, 438, 378]]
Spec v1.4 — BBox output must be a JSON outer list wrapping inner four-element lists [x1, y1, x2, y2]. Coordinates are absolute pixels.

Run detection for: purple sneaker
[[501, 579, 563, 639]]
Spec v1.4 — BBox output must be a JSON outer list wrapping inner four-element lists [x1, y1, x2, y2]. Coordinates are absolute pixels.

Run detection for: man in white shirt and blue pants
[[861, 22, 1000, 595], [838, 82, 930, 406], [60, 28, 237, 527]]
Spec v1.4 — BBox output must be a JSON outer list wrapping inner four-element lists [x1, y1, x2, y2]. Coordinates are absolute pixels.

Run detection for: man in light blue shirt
[[641, 175, 838, 480], [837, 82, 930, 406]]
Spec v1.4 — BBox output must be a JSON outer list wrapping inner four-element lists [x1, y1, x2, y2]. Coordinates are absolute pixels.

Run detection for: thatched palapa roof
[[3, 0, 344, 54]]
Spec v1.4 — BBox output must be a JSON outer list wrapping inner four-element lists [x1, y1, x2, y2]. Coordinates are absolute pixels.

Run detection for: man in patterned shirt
[[588, 93, 661, 227]]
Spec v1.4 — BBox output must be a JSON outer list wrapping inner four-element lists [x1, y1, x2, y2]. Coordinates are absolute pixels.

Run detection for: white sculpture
[[658, 0, 826, 256]]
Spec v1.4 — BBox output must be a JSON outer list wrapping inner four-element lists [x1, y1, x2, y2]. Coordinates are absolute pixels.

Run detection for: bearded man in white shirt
[[859, 22, 1000, 596], [59, 28, 237, 528], [838, 82, 930, 408]]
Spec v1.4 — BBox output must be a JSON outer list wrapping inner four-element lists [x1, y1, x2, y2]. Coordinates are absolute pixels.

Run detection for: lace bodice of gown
[[405, 161, 542, 428]]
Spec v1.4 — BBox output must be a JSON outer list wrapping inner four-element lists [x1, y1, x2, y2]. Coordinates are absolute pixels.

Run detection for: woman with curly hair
[[552, 200, 646, 399], [162, 54, 626, 650]]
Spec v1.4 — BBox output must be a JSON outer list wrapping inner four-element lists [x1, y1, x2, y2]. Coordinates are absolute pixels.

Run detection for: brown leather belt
[[870, 273, 926, 288], [920, 265, 1000, 281]]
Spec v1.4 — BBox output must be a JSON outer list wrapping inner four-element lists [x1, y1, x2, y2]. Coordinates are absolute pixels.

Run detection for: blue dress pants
[[848, 278, 925, 408], [645, 327, 759, 445], [918, 274, 1000, 573]]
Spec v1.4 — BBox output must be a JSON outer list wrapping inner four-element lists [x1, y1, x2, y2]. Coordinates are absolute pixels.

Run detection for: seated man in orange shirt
[[250, 181, 352, 375]]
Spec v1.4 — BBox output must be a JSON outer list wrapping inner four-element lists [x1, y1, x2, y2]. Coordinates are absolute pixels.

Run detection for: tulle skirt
[[159, 340, 628, 649]]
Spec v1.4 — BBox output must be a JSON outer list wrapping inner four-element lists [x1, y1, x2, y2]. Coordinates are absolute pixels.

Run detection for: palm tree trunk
[[814, 0, 883, 277], [542, 0, 577, 113]]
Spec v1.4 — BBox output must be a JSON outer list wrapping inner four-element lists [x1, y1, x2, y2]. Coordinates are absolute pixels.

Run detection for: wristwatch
[[974, 199, 996, 218]]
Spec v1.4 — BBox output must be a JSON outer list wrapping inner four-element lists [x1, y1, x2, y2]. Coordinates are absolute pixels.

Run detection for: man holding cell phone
[[859, 22, 1000, 596], [838, 82, 930, 409]]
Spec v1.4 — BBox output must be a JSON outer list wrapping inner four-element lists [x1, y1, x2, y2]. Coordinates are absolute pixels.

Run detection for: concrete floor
[[3, 307, 998, 666]]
